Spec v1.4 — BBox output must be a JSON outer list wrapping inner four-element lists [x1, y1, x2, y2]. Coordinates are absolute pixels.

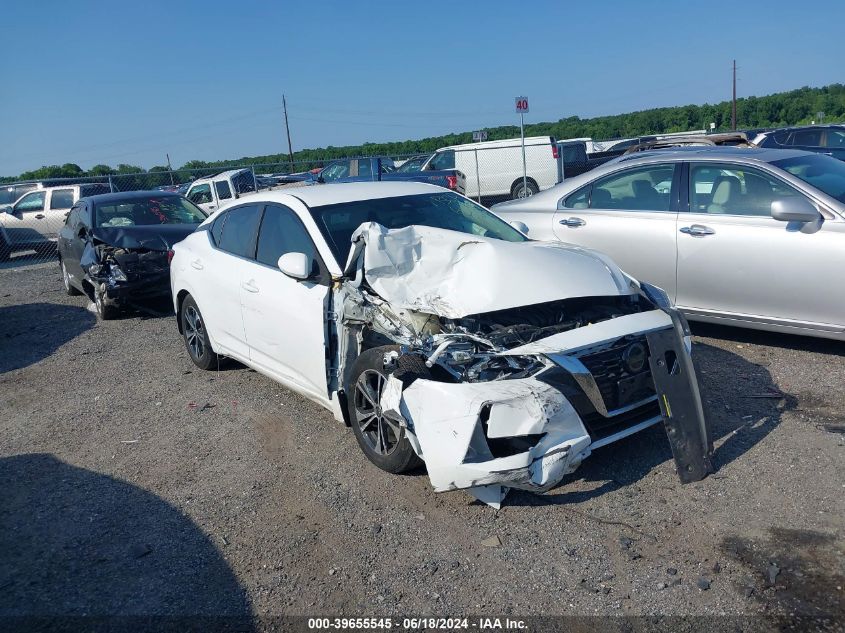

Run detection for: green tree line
[[5, 83, 844, 183]]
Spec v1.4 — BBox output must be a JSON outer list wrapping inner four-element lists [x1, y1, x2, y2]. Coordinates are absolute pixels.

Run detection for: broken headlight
[[108, 264, 128, 283]]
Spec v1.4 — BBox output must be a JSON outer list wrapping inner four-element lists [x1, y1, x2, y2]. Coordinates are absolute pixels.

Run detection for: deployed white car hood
[[347, 223, 633, 318]]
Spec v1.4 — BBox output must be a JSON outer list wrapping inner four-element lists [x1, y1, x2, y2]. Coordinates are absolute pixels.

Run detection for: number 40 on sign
[[515, 97, 529, 113]]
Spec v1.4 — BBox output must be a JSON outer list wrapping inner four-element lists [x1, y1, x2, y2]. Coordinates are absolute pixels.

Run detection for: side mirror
[[509, 220, 530, 234], [277, 252, 311, 280], [771, 197, 821, 223], [1, 205, 12, 214]]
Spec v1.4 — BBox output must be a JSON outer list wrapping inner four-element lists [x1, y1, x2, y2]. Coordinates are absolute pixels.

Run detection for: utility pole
[[283, 95, 295, 171], [731, 59, 737, 131], [166, 153, 175, 185]]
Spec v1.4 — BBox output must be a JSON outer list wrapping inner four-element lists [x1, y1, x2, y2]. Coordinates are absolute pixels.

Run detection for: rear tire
[[180, 295, 221, 370], [346, 346, 429, 474], [61, 260, 82, 296], [511, 179, 539, 199]]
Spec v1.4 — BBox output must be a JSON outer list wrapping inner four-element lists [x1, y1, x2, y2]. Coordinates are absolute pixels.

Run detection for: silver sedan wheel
[[353, 369, 401, 456], [184, 305, 205, 360]]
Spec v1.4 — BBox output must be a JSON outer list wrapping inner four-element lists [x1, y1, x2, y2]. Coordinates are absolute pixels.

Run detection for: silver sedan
[[493, 147, 845, 341]]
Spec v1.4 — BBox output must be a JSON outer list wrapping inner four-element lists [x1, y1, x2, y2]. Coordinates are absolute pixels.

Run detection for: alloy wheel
[[184, 305, 205, 360], [353, 369, 401, 456]]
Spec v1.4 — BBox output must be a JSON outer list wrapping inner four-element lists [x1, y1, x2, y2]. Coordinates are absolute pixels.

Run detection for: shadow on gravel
[[508, 341, 795, 506], [0, 251, 57, 271], [0, 303, 96, 374], [721, 527, 845, 618], [691, 322, 845, 357], [0, 454, 254, 630]]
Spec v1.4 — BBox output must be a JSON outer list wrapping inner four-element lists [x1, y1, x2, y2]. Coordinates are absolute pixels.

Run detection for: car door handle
[[559, 217, 586, 227], [241, 280, 259, 293], [35, 214, 45, 219], [190, 259, 204, 270], [680, 224, 715, 237]]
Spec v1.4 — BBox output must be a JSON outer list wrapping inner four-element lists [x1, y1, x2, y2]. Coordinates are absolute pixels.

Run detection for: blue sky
[[1, 0, 842, 175]]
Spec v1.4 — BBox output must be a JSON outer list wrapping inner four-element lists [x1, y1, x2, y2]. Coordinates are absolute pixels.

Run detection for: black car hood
[[91, 224, 199, 251]]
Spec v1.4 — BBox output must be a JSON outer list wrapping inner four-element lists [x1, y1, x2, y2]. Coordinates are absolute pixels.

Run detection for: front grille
[[578, 335, 655, 412], [581, 399, 662, 440]]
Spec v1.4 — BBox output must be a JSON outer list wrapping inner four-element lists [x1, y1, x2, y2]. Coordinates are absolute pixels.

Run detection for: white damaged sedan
[[170, 182, 712, 507]]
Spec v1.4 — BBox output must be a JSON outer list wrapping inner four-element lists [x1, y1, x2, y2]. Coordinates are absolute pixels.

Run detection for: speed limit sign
[[515, 96, 529, 113]]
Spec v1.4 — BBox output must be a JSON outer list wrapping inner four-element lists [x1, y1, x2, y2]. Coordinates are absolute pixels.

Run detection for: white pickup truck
[[185, 168, 258, 214]]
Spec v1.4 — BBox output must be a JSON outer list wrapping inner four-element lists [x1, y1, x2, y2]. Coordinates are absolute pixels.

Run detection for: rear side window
[[357, 160, 373, 180], [216, 204, 261, 258], [50, 189, 74, 209], [215, 180, 232, 200], [791, 129, 822, 147], [256, 204, 322, 274], [590, 164, 675, 211], [562, 184, 591, 208], [231, 171, 255, 194], [210, 211, 227, 246]]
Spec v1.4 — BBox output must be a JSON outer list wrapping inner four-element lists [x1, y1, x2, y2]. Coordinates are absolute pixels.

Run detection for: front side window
[[15, 191, 46, 212], [395, 156, 429, 173], [824, 130, 845, 149], [310, 192, 527, 264], [321, 162, 350, 182], [690, 163, 802, 216], [188, 183, 213, 204], [428, 150, 455, 171], [216, 204, 261, 258], [215, 180, 232, 200], [256, 205, 320, 270], [50, 189, 74, 210], [590, 164, 675, 211]]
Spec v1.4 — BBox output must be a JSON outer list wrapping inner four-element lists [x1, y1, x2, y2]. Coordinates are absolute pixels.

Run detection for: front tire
[[180, 295, 221, 370], [347, 346, 428, 474], [61, 260, 82, 296], [511, 179, 539, 199], [94, 289, 118, 320]]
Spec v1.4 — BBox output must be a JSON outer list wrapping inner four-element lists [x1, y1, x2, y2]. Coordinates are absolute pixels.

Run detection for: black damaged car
[[58, 191, 208, 319]]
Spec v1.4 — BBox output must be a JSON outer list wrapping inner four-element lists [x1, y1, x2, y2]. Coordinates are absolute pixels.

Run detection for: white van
[[422, 136, 560, 200]]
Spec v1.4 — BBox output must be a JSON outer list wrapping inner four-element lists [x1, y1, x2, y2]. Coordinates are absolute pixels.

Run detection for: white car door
[[3, 190, 49, 247], [239, 203, 330, 401], [191, 204, 264, 359], [677, 162, 845, 329], [44, 188, 76, 240], [551, 163, 680, 298]]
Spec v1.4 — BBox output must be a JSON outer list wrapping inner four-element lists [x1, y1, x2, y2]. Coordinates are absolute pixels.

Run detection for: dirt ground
[[1, 260, 843, 631]]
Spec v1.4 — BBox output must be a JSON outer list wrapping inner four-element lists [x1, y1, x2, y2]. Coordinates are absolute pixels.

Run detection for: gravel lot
[[1, 258, 843, 630]]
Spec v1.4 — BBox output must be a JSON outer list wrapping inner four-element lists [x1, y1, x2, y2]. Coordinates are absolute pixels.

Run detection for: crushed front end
[[334, 223, 713, 507], [81, 241, 171, 307]]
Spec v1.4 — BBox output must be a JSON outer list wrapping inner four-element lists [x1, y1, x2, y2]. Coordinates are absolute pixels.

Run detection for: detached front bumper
[[382, 310, 712, 507]]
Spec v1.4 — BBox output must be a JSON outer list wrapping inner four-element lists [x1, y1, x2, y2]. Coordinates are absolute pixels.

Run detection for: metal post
[[108, 174, 114, 193], [474, 148, 481, 203], [166, 153, 175, 186], [520, 112, 528, 197], [251, 165, 258, 192]]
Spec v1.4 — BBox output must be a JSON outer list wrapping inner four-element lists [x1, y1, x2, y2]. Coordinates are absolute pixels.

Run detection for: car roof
[[613, 145, 814, 163], [244, 181, 446, 208], [80, 190, 183, 204], [191, 168, 250, 183], [440, 136, 554, 151], [761, 123, 845, 135]]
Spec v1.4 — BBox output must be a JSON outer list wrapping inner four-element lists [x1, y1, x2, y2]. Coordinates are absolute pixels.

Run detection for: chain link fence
[[0, 132, 698, 271]]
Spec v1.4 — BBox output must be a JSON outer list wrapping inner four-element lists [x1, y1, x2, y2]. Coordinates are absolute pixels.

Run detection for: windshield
[[771, 154, 845, 204], [395, 156, 430, 173], [309, 192, 528, 264], [95, 196, 207, 227]]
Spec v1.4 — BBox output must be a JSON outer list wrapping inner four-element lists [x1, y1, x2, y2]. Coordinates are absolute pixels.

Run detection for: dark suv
[[754, 124, 845, 161]]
